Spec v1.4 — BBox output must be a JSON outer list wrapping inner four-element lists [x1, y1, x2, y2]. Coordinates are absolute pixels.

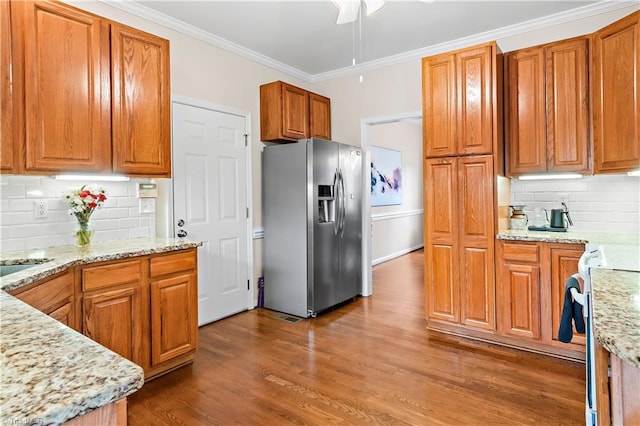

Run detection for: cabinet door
[[111, 23, 171, 177], [83, 284, 145, 366], [280, 82, 309, 140], [422, 54, 456, 157], [150, 272, 197, 367], [309, 92, 331, 140], [593, 11, 640, 173], [458, 155, 495, 331], [456, 45, 494, 156], [49, 302, 74, 327], [505, 47, 546, 175], [497, 263, 541, 339], [19, 1, 111, 172], [11, 269, 77, 331], [424, 158, 459, 323], [0, 0, 17, 172], [549, 245, 585, 347], [545, 38, 590, 173]]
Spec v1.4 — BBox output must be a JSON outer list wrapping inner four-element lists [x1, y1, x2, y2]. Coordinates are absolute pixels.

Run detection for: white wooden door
[[172, 102, 249, 325]]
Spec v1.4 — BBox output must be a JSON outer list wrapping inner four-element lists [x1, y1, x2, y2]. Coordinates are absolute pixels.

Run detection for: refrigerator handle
[[339, 169, 346, 238], [333, 169, 339, 235]]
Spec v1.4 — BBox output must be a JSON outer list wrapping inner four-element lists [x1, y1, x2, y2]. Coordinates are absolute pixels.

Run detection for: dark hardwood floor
[[128, 249, 585, 425]]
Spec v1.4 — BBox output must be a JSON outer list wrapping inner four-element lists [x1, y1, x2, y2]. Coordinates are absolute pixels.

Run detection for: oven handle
[[569, 273, 585, 306]]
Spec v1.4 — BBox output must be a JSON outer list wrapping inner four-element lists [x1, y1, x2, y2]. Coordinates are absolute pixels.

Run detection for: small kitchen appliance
[[546, 202, 573, 230], [509, 205, 528, 230]]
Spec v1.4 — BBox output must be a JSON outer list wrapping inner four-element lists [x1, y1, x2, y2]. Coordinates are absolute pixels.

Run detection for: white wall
[[2, 1, 638, 285], [368, 120, 423, 264], [0, 176, 156, 251], [510, 175, 640, 234]]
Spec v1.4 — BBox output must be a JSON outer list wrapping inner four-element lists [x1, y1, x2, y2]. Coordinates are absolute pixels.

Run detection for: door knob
[[177, 229, 187, 238], [177, 219, 185, 227]]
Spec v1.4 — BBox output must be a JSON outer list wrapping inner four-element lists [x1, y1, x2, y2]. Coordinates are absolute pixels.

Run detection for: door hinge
[[244, 134, 248, 147], [247, 279, 250, 290], [246, 207, 249, 218]]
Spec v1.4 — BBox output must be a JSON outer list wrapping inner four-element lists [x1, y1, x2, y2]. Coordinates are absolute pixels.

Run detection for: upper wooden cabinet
[[592, 11, 640, 174], [423, 42, 499, 158], [0, 1, 18, 173], [309, 92, 331, 140], [19, 0, 111, 173], [505, 37, 590, 176], [111, 23, 171, 176], [260, 80, 331, 142], [4, 0, 171, 177]]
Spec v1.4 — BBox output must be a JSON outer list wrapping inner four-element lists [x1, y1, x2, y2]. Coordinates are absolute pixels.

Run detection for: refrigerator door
[[338, 143, 363, 302], [311, 138, 340, 314], [263, 142, 309, 318]]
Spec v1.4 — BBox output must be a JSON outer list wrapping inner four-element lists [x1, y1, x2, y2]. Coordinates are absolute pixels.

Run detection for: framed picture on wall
[[371, 146, 402, 206]]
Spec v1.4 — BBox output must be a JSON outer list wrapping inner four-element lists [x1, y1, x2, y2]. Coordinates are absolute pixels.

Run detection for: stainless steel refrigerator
[[262, 138, 362, 318]]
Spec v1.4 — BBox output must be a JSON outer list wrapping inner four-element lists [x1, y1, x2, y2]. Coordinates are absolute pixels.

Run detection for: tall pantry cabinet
[[422, 42, 504, 334]]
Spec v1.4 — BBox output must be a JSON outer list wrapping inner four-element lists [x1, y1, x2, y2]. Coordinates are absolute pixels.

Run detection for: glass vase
[[75, 220, 93, 247]]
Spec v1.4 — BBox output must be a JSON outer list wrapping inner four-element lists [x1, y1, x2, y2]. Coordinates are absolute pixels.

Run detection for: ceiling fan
[[332, 0, 386, 25]]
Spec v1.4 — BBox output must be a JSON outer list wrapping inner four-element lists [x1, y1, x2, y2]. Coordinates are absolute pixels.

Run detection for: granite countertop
[[0, 237, 203, 293], [497, 229, 640, 246], [0, 291, 144, 424], [0, 237, 202, 424], [591, 269, 640, 368]]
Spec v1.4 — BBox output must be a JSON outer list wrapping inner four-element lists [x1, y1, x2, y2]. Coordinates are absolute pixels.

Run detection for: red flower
[[79, 190, 90, 198], [88, 202, 98, 208]]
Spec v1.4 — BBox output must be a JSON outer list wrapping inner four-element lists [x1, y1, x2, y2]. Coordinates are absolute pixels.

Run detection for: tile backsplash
[[510, 174, 640, 234], [0, 176, 156, 252]]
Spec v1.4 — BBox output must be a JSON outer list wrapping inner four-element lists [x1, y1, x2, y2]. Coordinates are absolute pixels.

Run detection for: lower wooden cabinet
[[496, 242, 541, 340], [549, 245, 585, 350], [149, 251, 198, 368], [10, 268, 78, 331], [495, 240, 585, 359], [595, 343, 640, 426], [78, 249, 198, 379]]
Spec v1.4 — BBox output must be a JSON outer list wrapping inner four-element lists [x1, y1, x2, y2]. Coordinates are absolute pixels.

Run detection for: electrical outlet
[[34, 200, 48, 218]]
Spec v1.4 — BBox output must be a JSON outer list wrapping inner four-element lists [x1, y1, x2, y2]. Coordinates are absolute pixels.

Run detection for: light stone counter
[[0, 237, 202, 292], [591, 269, 640, 369], [497, 229, 640, 246], [0, 291, 144, 424], [0, 238, 202, 424]]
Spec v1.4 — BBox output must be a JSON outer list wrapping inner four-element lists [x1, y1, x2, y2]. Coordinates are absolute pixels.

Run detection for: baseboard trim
[[372, 244, 424, 266], [371, 209, 423, 222]]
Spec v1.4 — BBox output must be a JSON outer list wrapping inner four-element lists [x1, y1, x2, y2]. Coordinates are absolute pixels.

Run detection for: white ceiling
[[110, 1, 630, 81]]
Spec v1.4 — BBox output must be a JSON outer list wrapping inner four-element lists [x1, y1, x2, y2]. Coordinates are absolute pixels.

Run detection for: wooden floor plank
[[129, 249, 585, 425]]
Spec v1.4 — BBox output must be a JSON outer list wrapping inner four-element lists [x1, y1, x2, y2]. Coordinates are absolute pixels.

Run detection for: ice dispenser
[[318, 185, 335, 223]]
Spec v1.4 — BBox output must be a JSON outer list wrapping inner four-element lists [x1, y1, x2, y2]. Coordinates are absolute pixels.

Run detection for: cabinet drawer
[[502, 242, 540, 263], [150, 250, 196, 278], [82, 259, 142, 291], [12, 270, 74, 313]]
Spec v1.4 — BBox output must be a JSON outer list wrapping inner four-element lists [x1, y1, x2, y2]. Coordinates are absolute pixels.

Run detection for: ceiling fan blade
[[363, 0, 385, 16], [335, 0, 360, 24]]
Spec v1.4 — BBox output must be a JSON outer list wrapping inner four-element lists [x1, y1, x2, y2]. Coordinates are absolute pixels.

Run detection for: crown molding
[[99, 0, 637, 84], [312, 0, 639, 82], [98, 0, 313, 82]]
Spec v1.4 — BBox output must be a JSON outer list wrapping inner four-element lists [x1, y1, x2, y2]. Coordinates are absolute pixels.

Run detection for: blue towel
[[558, 276, 585, 343]]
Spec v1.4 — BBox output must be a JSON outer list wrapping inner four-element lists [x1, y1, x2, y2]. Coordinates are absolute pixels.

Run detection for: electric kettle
[[546, 202, 573, 229]]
